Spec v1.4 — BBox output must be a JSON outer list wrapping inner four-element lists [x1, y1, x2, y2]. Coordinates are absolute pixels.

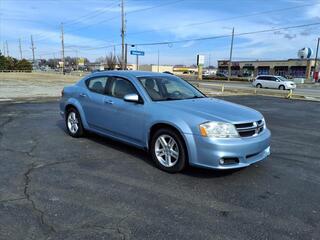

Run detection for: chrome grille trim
[[235, 120, 264, 137]]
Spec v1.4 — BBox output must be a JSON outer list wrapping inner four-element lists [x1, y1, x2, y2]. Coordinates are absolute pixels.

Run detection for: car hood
[[284, 81, 295, 84], [157, 98, 263, 123]]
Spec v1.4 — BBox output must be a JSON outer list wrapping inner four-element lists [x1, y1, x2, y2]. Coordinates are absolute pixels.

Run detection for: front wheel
[[66, 108, 84, 138], [150, 129, 187, 173], [278, 85, 286, 90]]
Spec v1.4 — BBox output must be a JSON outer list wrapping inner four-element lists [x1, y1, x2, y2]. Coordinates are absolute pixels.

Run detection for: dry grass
[[0, 72, 87, 100]]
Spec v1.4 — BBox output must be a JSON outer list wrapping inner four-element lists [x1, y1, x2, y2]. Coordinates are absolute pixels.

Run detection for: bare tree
[[117, 55, 125, 70], [106, 53, 117, 70]]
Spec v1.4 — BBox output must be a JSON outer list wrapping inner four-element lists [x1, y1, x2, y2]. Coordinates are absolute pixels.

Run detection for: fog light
[[219, 157, 239, 165]]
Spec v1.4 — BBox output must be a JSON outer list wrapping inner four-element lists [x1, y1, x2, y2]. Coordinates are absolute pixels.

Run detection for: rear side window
[[109, 77, 138, 99], [86, 77, 109, 94], [257, 76, 265, 80]]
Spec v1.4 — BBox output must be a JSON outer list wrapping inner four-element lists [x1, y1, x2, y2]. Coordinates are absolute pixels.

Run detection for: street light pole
[[228, 27, 234, 81]]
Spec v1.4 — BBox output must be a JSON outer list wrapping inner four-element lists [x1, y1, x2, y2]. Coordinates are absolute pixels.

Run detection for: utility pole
[[30, 35, 36, 64], [3, 42, 6, 56], [19, 38, 23, 59], [121, 0, 126, 70], [5, 40, 9, 56], [157, 49, 160, 72], [61, 23, 65, 74], [313, 37, 319, 82], [228, 27, 234, 81]]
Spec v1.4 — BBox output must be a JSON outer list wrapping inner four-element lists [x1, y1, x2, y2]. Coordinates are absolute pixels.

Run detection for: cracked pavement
[[0, 96, 320, 240]]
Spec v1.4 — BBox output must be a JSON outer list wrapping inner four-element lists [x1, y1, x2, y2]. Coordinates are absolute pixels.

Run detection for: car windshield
[[138, 75, 205, 101], [278, 76, 288, 81]]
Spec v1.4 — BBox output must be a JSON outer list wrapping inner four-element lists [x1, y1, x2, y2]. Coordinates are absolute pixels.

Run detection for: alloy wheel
[[155, 134, 179, 167], [67, 112, 79, 134]]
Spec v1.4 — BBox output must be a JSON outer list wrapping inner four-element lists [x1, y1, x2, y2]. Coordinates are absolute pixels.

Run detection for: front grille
[[235, 120, 264, 137]]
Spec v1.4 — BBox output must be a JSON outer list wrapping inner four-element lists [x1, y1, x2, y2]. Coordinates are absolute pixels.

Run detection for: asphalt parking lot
[[0, 96, 319, 240]]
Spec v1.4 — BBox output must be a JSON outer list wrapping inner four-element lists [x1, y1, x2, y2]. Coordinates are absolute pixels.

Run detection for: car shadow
[[56, 119, 243, 179]]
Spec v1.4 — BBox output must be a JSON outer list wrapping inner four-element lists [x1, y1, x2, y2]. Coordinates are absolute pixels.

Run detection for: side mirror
[[123, 93, 141, 103]]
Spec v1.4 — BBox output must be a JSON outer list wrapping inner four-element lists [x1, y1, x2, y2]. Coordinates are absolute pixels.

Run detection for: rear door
[[78, 76, 111, 129]]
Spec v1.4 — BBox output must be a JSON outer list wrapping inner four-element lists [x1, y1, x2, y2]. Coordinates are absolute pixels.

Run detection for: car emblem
[[253, 121, 259, 134]]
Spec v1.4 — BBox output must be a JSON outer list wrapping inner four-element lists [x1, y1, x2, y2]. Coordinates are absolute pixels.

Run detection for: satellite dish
[[297, 47, 313, 59]]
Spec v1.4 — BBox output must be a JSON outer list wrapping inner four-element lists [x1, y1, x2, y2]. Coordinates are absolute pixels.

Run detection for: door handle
[[104, 99, 114, 105], [79, 93, 87, 97]]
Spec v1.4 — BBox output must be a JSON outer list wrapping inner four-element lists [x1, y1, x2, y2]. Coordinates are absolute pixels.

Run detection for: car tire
[[256, 83, 262, 88], [278, 85, 285, 90], [66, 107, 84, 138], [150, 128, 187, 173]]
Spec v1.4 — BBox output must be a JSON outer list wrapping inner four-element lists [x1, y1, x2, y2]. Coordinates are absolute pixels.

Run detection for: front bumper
[[184, 128, 271, 170]]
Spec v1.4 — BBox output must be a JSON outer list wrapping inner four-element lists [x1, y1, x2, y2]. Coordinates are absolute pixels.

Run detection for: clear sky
[[1, 0, 319, 66]]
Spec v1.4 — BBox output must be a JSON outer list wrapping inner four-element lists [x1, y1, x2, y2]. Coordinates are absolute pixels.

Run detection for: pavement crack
[[23, 162, 56, 235]]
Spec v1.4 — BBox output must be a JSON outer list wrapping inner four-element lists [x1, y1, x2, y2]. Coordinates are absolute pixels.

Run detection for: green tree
[[16, 59, 32, 71]]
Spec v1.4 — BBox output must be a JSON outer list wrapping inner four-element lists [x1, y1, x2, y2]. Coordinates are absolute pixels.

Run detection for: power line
[[63, 1, 119, 27], [63, 0, 185, 34], [13, 2, 119, 43], [131, 22, 320, 46], [126, 0, 184, 15], [128, 3, 316, 36]]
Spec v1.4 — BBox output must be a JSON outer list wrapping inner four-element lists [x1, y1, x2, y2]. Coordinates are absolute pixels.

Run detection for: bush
[[0, 52, 32, 71]]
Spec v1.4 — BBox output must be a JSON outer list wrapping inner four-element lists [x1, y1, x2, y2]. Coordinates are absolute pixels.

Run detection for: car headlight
[[199, 121, 239, 138]]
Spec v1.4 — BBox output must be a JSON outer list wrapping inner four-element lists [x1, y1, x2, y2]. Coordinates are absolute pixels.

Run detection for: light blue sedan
[[60, 71, 271, 173]]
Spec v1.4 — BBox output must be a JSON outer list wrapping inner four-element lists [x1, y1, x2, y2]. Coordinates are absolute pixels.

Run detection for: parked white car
[[252, 75, 296, 90]]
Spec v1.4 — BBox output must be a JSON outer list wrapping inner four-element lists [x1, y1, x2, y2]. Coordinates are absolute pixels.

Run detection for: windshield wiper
[[187, 96, 205, 99], [157, 97, 181, 101]]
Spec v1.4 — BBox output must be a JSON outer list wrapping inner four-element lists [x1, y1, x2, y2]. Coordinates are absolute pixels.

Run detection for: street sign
[[130, 50, 145, 56], [197, 54, 205, 66]]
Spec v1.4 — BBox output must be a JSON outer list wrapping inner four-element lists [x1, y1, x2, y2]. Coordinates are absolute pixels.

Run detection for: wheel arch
[[64, 98, 89, 129], [147, 122, 190, 163]]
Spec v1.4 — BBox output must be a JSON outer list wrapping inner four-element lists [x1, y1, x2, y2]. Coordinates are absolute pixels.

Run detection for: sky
[[0, 0, 320, 66]]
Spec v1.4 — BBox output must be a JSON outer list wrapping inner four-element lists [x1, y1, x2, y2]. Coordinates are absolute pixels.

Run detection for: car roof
[[257, 75, 281, 77], [89, 70, 172, 79]]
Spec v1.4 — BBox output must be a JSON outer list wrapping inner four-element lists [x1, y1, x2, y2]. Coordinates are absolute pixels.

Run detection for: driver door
[[101, 76, 146, 146]]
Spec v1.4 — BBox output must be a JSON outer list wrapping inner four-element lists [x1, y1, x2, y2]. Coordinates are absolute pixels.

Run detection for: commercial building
[[138, 64, 173, 73], [218, 59, 319, 79]]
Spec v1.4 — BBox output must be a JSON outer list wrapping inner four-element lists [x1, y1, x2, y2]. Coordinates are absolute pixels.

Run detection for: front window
[[110, 77, 138, 99], [138, 75, 205, 101]]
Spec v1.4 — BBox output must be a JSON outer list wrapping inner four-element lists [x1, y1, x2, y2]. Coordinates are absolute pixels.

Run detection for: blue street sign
[[130, 50, 145, 56]]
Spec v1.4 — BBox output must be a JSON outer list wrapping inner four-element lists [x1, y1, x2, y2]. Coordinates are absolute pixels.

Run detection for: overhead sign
[[197, 54, 205, 66], [130, 50, 145, 56]]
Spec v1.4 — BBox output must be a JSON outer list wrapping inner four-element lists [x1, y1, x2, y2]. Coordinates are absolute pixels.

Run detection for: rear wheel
[[66, 108, 84, 138], [150, 128, 187, 173], [256, 83, 262, 88], [279, 85, 285, 90]]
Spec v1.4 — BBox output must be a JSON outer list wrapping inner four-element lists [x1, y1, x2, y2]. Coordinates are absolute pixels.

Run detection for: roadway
[[189, 80, 320, 98], [1, 96, 319, 239]]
